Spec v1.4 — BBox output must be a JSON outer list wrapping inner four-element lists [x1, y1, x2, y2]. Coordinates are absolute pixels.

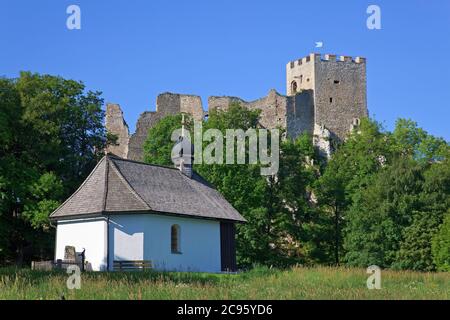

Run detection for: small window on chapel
[[329, 97, 333, 103], [334, 80, 340, 84], [171, 224, 181, 253]]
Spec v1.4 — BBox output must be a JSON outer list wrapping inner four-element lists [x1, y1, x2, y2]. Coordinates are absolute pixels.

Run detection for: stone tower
[[286, 53, 368, 142]]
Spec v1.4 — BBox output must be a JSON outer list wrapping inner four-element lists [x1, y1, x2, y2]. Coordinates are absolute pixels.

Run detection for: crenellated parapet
[[288, 53, 366, 69]]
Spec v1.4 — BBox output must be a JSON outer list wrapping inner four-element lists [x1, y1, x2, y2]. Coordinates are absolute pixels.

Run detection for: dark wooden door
[[220, 222, 237, 272]]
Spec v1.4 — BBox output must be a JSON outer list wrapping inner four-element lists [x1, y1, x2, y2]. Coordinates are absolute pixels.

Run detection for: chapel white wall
[[108, 214, 222, 273], [55, 218, 108, 271]]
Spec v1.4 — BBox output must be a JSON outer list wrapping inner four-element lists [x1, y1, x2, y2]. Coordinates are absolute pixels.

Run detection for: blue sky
[[1, 0, 449, 139]]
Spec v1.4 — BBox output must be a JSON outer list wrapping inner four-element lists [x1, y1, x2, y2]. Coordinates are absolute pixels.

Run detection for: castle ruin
[[106, 53, 368, 161]]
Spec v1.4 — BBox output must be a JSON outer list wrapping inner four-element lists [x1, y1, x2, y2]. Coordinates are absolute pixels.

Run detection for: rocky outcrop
[[313, 123, 332, 159]]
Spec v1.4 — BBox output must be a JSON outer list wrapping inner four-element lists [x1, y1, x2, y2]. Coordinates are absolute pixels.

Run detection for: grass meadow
[[0, 266, 448, 300]]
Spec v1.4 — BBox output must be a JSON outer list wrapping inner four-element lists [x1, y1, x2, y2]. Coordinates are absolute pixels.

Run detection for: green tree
[[22, 173, 63, 230], [15, 72, 106, 190], [0, 72, 106, 265], [432, 211, 450, 271], [343, 120, 449, 270], [234, 134, 318, 267], [316, 117, 449, 270], [195, 104, 272, 266], [343, 157, 424, 268], [394, 212, 442, 271], [314, 118, 390, 265], [143, 114, 193, 166], [393, 155, 450, 271], [392, 118, 448, 162], [270, 134, 321, 265]]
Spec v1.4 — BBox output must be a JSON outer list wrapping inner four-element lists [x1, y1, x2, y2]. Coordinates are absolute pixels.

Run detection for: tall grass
[[0, 266, 448, 300]]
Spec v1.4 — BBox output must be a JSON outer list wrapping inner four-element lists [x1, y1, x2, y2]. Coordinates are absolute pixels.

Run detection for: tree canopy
[[0, 72, 106, 265]]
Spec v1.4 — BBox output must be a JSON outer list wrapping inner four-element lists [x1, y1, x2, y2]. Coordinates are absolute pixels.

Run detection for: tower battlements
[[288, 53, 366, 68]]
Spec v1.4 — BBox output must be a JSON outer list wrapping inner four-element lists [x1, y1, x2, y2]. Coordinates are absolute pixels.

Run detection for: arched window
[[291, 81, 298, 94], [171, 224, 181, 253]]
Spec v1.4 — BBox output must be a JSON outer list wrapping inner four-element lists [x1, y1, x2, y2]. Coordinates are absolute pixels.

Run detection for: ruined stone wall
[[156, 93, 204, 120], [106, 53, 368, 162], [127, 93, 203, 161], [127, 111, 164, 161], [209, 89, 315, 139], [207, 96, 244, 112], [180, 95, 204, 120], [286, 90, 314, 138], [105, 104, 130, 159], [209, 90, 289, 131]]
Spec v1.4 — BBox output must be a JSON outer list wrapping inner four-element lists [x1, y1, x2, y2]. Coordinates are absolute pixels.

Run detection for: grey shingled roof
[[50, 155, 246, 222]]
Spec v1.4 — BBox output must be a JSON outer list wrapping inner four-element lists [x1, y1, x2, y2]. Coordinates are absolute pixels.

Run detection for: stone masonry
[[106, 53, 368, 161], [105, 104, 129, 159], [286, 53, 368, 141], [111, 93, 204, 161]]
